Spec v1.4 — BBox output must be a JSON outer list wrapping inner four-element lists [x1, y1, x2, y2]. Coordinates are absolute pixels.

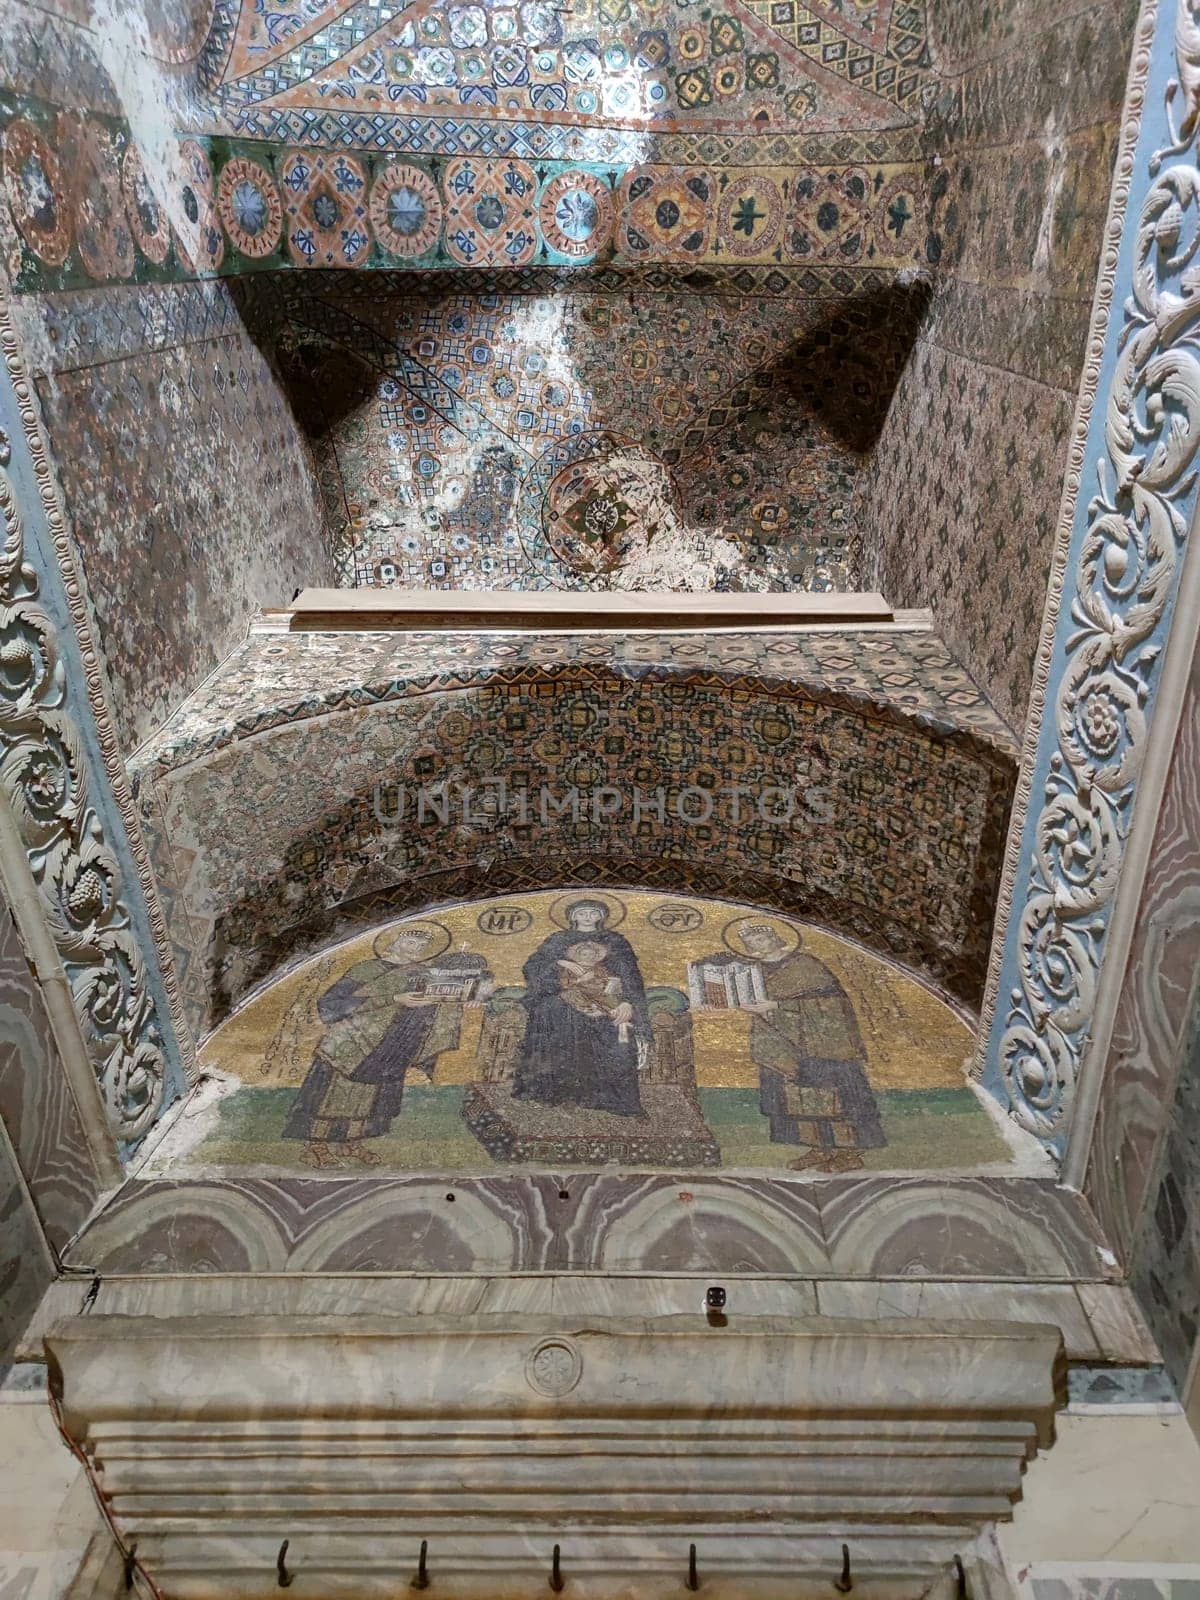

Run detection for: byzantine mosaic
[[128, 629, 1016, 1044], [256, 269, 926, 592], [173, 887, 1016, 1175], [133, 620, 1017, 770], [852, 0, 1140, 731], [0, 0, 934, 289]]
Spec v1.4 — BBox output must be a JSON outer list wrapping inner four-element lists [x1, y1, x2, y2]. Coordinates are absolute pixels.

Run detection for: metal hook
[[550, 1544, 564, 1593], [955, 1555, 968, 1600], [122, 1543, 137, 1592], [835, 1544, 853, 1594], [686, 1543, 699, 1591], [411, 1540, 429, 1591], [277, 1541, 294, 1589]]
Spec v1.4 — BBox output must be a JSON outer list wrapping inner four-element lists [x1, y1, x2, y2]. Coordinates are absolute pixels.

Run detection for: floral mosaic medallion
[[716, 173, 785, 258], [174, 139, 225, 272], [282, 149, 371, 268], [185, 890, 1014, 1176], [873, 173, 918, 258], [538, 169, 614, 260], [66, 119, 134, 280], [443, 157, 537, 267], [120, 144, 171, 264], [3, 118, 71, 267], [788, 167, 870, 263], [369, 162, 442, 259], [217, 156, 283, 258], [542, 437, 677, 575], [619, 167, 713, 260]]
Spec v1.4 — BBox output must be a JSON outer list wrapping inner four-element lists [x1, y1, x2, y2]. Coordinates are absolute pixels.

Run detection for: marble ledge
[[16, 1274, 1159, 1368]]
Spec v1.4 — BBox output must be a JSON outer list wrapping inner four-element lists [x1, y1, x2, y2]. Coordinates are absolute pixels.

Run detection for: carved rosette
[[1000, 1, 1200, 1145], [0, 431, 166, 1140]]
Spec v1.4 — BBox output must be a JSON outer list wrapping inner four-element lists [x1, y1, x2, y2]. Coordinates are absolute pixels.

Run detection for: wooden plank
[[284, 588, 896, 632]]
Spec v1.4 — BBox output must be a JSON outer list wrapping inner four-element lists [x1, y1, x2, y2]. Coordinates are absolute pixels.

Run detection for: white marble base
[[46, 1312, 1064, 1598]]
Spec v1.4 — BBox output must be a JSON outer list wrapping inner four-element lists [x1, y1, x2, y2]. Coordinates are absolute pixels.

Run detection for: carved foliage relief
[[0, 340, 176, 1146], [989, 1, 1200, 1151]]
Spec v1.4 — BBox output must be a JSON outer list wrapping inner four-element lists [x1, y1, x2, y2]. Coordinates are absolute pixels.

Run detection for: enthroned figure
[[281, 925, 492, 1166], [511, 898, 651, 1117], [734, 921, 885, 1173]]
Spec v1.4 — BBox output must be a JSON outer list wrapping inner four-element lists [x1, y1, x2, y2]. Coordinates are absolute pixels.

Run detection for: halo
[[548, 891, 627, 930], [372, 919, 452, 960], [721, 914, 802, 959]]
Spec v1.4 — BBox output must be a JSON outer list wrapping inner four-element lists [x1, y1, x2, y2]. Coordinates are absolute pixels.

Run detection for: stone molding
[[982, 0, 1200, 1154], [48, 1312, 1064, 1595], [0, 416, 167, 1150], [0, 268, 193, 1118], [974, 0, 1159, 1079]]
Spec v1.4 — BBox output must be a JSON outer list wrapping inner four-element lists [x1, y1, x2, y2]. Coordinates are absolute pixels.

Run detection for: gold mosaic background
[[204, 889, 975, 1091]]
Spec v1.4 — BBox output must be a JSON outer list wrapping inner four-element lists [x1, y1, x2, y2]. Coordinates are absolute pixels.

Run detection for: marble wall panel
[[64, 1171, 1111, 1281], [1131, 1007, 1200, 1398], [1086, 625, 1200, 1265], [0, 1123, 53, 1376], [0, 893, 106, 1254]]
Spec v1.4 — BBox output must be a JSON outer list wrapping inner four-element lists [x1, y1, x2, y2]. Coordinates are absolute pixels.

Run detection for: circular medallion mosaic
[[217, 157, 283, 258], [282, 149, 371, 269], [3, 118, 71, 267], [370, 163, 442, 258], [716, 174, 784, 259], [620, 167, 712, 260], [442, 157, 537, 268], [538, 170, 614, 260], [175, 139, 225, 272], [67, 120, 134, 281], [120, 144, 171, 264], [518, 431, 680, 583]]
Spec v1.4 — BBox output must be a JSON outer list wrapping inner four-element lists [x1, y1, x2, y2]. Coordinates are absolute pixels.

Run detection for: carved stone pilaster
[[985, 0, 1200, 1154]]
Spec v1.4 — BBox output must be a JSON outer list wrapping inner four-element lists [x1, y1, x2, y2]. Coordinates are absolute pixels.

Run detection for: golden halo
[[721, 914, 802, 959], [548, 891, 627, 931], [372, 919, 452, 961]]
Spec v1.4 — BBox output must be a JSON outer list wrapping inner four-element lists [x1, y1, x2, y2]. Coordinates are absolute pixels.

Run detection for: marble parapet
[[46, 1312, 1064, 1598], [21, 1273, 1157, 1367]]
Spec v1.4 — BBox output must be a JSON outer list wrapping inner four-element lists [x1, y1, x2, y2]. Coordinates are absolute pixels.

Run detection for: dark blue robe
[[511, 929, 650, 1117]]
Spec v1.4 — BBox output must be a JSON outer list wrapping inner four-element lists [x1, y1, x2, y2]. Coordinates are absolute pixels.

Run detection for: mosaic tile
[[34, 328, 334, 752], [129, 630, 1015, 1041], [184, 888, 1010, 1175]]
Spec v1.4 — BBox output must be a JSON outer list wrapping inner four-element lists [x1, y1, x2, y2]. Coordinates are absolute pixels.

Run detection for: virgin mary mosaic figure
[[511, 897, 651, 1117]]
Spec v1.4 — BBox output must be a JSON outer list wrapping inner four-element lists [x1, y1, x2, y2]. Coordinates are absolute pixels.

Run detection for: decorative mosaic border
[[0, 94, 927, 291], [0, 277, 187, 1145], [980, 0, 1200, 1154]]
